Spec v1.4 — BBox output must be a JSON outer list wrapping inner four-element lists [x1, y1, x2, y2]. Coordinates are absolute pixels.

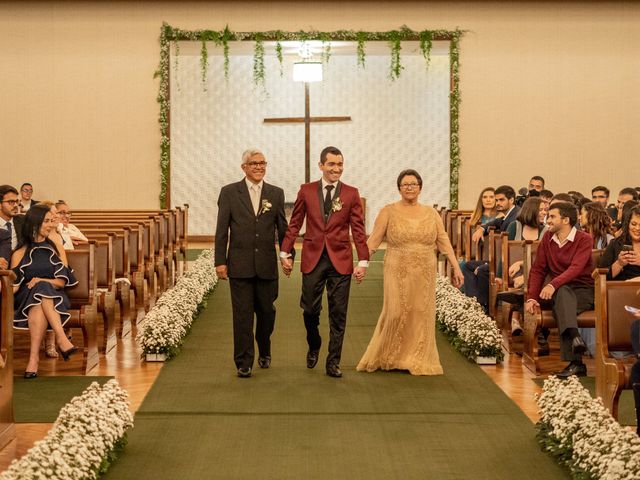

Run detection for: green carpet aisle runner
[[104, 261, 569, 479]]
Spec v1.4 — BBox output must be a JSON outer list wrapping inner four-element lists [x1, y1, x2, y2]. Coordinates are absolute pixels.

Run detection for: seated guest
[[528, 176, 545, 194], [525, 201, 594, 378], [11, 205, 78, 378], [503, 197, 547, 335], [598, 205, 640, 281], [568, 191, 585, 205], [591, 185, 610, 208], [580, 202, 614, 249], [551, 192, 574, 204], [18, 183, 38, 213], [465, 185, 520, 312], [55, 201, 88, 249], [613, 188, 639, 226], [0, 185, 25, 251], [539, 189, 553, 205], [469, 187, 497, 226]]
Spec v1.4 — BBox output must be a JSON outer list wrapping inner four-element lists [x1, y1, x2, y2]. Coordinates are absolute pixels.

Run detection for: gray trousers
[[542, 284, 594, 362]]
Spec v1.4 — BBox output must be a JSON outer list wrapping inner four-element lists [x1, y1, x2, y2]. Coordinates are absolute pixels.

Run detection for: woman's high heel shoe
[[45, 334, 59, 359], [59, 346, 78, 361], [24, 371, 38, 379]]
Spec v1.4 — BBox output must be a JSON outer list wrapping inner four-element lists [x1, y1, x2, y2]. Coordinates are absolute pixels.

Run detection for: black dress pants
[[300, 250, 352, 368], [229, 277, 278, 369], [543, 284, 594, 362]]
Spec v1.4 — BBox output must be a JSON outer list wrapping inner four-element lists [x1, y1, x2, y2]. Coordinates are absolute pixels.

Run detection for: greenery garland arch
[[156, 23, 464, 208]]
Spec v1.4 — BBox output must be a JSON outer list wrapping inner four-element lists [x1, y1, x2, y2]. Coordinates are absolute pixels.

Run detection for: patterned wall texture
[[170, 52, 450, 235]]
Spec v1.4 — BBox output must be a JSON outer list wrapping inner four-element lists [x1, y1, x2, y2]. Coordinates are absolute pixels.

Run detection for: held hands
[[508, 261, 523, 278], [525, 299, 540, 315], [26, 277, 43, 289], [353, 266, 366, 284], [0, 258, 7, 270], [215, 265, 228, 280], [513, 275, 524, 289], [280, 257, 293, 277]]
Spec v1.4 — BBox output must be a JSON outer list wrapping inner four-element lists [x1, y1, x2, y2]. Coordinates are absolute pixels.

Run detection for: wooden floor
[[0, 243, 587, 470]]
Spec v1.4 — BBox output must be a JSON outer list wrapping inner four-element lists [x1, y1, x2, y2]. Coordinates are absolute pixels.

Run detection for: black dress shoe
[[59, 346, 78, 362], [326, 364, 342, 378], [537, 341, 550, 357], [258, 356, 271, 369], [306, 350, 319, 369], [237, 367, 252, 378], [23, 371, 38, 379], [554, 362, 587, 379]]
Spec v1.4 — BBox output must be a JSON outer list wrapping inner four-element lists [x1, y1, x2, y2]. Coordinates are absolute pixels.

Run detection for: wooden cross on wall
[[264, 83, 351, 183]]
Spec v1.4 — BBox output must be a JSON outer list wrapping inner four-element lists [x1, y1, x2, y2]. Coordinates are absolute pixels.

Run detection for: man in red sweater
[[525, 201, 594, 378]]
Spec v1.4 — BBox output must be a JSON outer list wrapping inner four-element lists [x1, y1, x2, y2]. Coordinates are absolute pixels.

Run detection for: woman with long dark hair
[[10, 204, 78, 378], [580, 201, 614, 249], [599, 205, 640, 281]]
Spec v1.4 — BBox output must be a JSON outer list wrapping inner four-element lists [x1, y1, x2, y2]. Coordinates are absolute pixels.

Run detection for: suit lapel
[[316, 181, 326, 223], [237, 180, 255, 217]]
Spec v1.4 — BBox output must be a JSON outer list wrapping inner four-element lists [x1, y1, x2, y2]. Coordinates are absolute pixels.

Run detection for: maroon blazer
[[282, 181, 369, 275]]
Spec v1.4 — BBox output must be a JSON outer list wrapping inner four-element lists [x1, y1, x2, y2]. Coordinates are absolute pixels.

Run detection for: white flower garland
[[0, 380, 133, 480], [435, 275, 503, 360], [537, 376, 640, 479], [137, 249, 217, 357]]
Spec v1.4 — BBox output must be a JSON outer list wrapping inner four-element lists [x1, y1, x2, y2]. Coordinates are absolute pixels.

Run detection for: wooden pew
[[0, 270, 16, 450], [522, 242, 603, 375], [593, 269, 640, 419], [498, 238, 531, 353], [487, 229, 503, 319], [66, 244, 99, 374]]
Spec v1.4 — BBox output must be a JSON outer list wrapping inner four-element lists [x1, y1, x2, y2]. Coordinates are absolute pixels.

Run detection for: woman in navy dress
[[11, 204, 78, 378]]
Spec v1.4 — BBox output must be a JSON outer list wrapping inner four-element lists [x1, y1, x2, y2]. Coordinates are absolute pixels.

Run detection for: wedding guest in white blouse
[[55, 201, 88, 250], [19, 183, 38, 213]]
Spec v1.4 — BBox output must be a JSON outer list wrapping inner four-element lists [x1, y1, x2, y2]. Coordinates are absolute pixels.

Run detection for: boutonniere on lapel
[[331, 197, 343, 213], [259, 199, 272, 215]]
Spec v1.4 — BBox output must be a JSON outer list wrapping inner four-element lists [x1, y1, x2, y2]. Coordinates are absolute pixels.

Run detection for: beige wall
[[1, 1, 638, 210]]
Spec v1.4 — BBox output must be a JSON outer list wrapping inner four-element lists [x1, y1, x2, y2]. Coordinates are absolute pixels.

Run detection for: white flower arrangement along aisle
[[138, 249, 217, 359], [0, 380, 133, 480], [435, 275, 504, 362], [536, 376, 640, 480]]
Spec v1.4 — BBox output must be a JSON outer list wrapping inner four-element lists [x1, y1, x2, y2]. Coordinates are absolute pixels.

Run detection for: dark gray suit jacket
[[215, 180, 289, 280]]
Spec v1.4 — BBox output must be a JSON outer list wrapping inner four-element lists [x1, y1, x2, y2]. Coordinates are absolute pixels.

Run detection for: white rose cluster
[[537, 376, 640, 479], [0, 380, 133, 480], [435, 275, 503, 360], [137, 249, 217, 357]]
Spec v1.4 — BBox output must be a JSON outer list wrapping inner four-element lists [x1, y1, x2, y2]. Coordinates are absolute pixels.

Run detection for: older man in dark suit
[[215, 149, 290, 378]]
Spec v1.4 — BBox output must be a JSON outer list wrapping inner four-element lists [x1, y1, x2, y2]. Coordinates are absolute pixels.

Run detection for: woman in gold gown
[[357, 170, 464, 375]]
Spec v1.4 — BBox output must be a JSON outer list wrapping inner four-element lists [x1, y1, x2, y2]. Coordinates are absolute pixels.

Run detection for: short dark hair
[[494, 185, 516, 200], [591, 185, 610, 197], [319, 146, 343, 164], [619, 187, 639, 201], [20, 183, 32, 190], [0, 185, 19, 201], [540, 189, 553, 199], [549, 201, 578, 227], [530, 176, 545, 186], [551, 193, 573, 203], [396, 169, 423, 190]]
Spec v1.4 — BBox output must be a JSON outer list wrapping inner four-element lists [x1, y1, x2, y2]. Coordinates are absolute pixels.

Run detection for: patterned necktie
[[5, 221, 14, 249], [324, 185, 334, 216]]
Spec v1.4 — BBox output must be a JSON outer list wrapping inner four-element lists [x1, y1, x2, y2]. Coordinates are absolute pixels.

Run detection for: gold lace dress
[[357, 203, 456, 375]]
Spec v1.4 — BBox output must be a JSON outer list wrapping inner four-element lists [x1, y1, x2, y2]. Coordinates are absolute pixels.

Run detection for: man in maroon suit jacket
[[280, 146, 369, 377]]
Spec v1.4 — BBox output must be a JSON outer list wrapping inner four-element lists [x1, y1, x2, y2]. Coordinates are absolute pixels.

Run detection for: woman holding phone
[[599, 205, 640, 280]]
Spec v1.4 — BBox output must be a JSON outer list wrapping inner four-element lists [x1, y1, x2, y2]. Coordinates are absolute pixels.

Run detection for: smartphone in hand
[[622, 245, 634, 252]]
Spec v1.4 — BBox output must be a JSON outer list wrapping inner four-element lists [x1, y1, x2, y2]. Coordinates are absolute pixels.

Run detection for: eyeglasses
[[1, 200, 19, 205], [58, 211, 72, 217], [400, 183, 420, 189], [21, 189, 33, 193], [245, 161, 267, 168], [592, 195, 607, 199]]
